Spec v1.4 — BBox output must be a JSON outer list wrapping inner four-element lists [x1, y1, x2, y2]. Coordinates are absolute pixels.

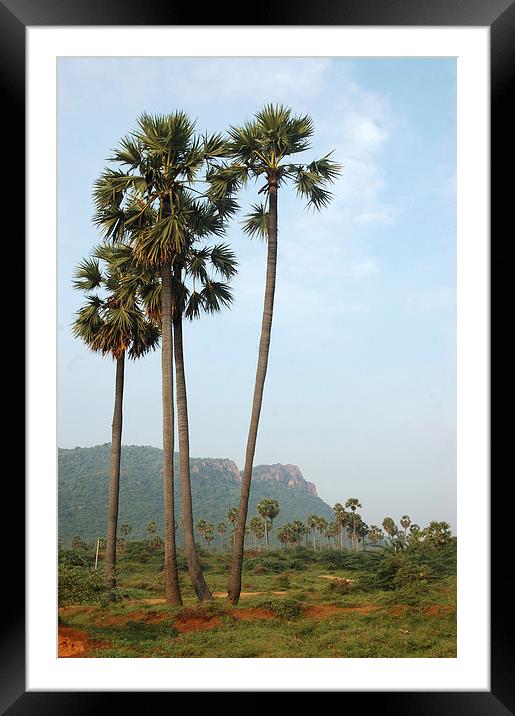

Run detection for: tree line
[[67, 495, 452, 560], [72, 105, 341, 605]]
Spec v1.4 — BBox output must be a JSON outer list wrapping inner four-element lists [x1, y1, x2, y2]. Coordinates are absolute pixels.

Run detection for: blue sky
[[58, 57, 456, 531]]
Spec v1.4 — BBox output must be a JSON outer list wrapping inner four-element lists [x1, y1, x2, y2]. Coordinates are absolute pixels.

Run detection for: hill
[[58, 444, 334, 546]]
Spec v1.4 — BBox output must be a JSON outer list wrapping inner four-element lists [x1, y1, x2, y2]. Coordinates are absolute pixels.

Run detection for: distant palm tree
[[333, 503, 350, 549], [307, 514, 319, 551], [256, 499, 280, 552], [147, 521, 157, 544], [249, 515, 265, 551], [214, 104, 341, 604], [72, 245, 159, 596], [400, 515, 411, 536], [119, 523, 132, 549], [227, 507, 239, 530], [217, 522, 227, 551], [382, 517, 399, 550], [345, 498, 362, 552]]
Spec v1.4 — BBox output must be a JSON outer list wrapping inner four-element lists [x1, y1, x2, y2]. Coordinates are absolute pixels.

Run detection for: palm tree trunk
[[173, 299, 213, 601], [105, 352, 125, 595], [228, 183, 278, 604], [161, 262, 182, 605]]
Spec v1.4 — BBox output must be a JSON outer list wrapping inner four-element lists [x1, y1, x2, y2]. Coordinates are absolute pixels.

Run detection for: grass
[[58, 544, 457, 658]]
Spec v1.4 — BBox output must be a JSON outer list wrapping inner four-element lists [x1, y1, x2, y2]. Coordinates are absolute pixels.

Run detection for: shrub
[[58, 563, 107, 606], [256, 597, 303, 620], [273, 573, 291, 589], [58, 549, 94, 568], [325, 578, 353, 595]]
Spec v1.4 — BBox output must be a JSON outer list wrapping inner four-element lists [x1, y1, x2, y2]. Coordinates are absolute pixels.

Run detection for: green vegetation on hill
[[58, 444, 334, 545]]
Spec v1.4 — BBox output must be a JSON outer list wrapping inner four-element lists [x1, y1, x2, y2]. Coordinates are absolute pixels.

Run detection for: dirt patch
[[58, 625, 104, 658], [58, 606, 96, 618], [174, 608, 221, 634], [388, 605, 408, 617], [424, 604, 454, 616], [92, 609, 168, 627]]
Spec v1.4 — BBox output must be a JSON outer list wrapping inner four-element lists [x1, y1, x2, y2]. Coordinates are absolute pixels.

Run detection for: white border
[[27, 27, 489, 691]]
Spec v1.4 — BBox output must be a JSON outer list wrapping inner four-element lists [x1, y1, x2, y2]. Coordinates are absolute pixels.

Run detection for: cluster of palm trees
[[72, 105, 341, 605]]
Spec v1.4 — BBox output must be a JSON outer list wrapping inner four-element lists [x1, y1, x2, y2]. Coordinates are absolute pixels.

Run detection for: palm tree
[[227, 507, 238, 530], [400, 515, 411, 536], [307, 514, 319, 551], [345, 498, 362, 552], [119, 523, 132, 549], [147, 521, 157, 545], [93, 112, 231, 604], [215, 104, 341, 604], [256, 498, 280, 552], [172, 240, 236, 598], [204, 523, 215, 551], [217, 522, 227, 551], [72, 246, 159, 597], [333, 503, 350, 549], [382, 517, 399, 550], [316, 516, 329, 548], [249, 515, 265, 551]]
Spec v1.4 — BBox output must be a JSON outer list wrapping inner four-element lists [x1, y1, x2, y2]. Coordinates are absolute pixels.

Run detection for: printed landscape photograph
[[57, 55, 457, 659]]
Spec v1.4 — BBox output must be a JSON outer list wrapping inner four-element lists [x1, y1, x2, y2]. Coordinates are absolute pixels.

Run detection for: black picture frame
[[8, 0, 508, 711]]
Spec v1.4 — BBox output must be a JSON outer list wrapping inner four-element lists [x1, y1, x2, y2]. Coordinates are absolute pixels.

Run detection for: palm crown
[[72, 243, 160, 360], [207, 103, 342, 236]]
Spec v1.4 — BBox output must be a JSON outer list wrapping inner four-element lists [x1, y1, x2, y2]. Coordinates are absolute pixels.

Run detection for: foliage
[[255, 596, 303, 620], [58, 563, 107, 606]]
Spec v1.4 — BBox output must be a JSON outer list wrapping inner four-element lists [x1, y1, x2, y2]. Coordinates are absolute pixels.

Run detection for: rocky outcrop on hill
[[251, 463, 318, 496], [190, 457, 241, 482]]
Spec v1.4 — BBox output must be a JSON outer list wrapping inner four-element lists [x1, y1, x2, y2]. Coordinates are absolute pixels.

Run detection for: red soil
[[58, 625, 103, 658], [173, 609, 221, 634], [424, 604, 455, 616], [92, 609, 168, 627]]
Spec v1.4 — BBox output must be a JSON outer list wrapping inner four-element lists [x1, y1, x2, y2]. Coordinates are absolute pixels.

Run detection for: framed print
[[7, 0, 510, 711]]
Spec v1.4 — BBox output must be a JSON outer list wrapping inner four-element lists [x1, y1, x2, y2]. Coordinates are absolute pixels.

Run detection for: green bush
[[58, 549, 94, 568], [58, 563, 107, 606], [273, 573, 291, 589], [256, 597, 303, 620], [325, 578, 353, 595], [317, 548, 382, 571]]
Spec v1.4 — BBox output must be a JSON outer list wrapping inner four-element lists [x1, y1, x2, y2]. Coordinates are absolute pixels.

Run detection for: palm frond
[[73, 258, 103, 291], [242, 202, 269, 240]]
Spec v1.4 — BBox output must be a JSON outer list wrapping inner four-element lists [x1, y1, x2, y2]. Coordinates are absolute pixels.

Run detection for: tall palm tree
[[256, 498, 280, 552], [93, 111, 231, 604], [72, 246, 159, 597], [212, 104, 341, 604], [345, 498, 362, 552], [172, 240, 237, 599]]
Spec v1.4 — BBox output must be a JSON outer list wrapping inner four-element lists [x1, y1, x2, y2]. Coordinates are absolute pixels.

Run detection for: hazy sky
[[58, 57, 456, 531]]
